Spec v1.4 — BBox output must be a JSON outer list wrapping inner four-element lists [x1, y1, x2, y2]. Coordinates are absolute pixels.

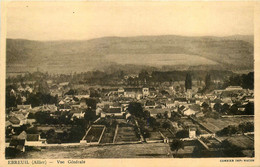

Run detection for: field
[[148, 131, 163, 141], [106, 54, 218, 66], [200, 137, 222, 149], [85, 126, 104, 143], [179, 118, 210, 135], [115, 125, 140, 143], [159, 129, 174, 139], [36, 125, 72, 133], [226, 136, 254, 149], [7, 36, 254, 75], [16, 143, 172, 158], [176, 140, 204, 156], [100, 127, 115, 144], [197, 117, 254, 133]]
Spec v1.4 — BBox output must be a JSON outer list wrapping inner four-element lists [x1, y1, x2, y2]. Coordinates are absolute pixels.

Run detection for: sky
[[6, 1, 254, 41]]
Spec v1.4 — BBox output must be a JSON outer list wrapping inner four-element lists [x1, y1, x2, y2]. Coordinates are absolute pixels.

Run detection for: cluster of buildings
[[5, 75, 254, 157]]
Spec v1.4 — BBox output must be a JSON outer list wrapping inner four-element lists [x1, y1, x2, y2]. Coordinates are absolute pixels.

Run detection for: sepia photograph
[[1, 1, 259, 166]]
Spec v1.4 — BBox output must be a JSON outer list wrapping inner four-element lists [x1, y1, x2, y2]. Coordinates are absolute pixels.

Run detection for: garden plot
[[100, 126, 116, 144], [85, 126, 105, 143], [147, 131, 163, 142], [159, 129, 174, 139], [198, 117, 254, 133], [115, 125, 140, 143]]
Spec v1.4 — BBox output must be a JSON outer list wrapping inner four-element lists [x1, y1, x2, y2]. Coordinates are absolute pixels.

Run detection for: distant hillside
[[6, 35, 254, 74]]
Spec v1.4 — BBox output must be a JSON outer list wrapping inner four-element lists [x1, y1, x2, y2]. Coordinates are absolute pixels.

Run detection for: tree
[[205, 73, 211, 89], [84, 108, 97, 124], [26, 127, 38, 134], [229, 104, 239, 115], [27, 113, 35, 119], [213, 103, 222, 113], [148, 117, 160, 130], [238, 122, 254, 133], [160, 90, 169, 95], [156, 113, 163, 119], [139, 70, 149, 81], [35, 111, 52, 124], [175, 130, 189, 138], [221, 139, 245, 157], [216, 125, 239, 136], [221, 103, 230, 114], [143, 110, 150, 119], [185, 73, 192, 91], [164, 111, 169, 119], [73, 96, 79, 102], [162, 122, 171, 130], [170, 139, 184, 156], [6, 94, 17, 108], [85, 98, 97, 109], [68, 126, 86, 143], [201, 102, 209, 110], [245, 102, 254, 115], [46, 129, 60, 144], [142, 129, 151, 139], [127, 102, 144, 118], [242, 72, 254, 90]]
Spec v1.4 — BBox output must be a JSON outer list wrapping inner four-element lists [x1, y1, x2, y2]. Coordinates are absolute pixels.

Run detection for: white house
[[183, 108, 196, 116]]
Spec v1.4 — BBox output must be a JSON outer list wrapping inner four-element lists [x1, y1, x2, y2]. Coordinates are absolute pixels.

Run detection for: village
[[5, 71, 254, 158]]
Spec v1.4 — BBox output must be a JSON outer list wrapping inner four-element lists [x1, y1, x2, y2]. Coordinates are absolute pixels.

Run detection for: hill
[[6, 35, 254, 74]]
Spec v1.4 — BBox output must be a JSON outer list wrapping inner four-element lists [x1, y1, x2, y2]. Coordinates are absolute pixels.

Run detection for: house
[[17, 86, 25, 92], [189, 104, 200, 112], [5, 120, 12, 128], [187, 104, 201, 116], [58, 104, 71, 112], [225, 86, 243, 91], [9, 131, 27, 152], [10, 89, 16, 96], [142, 87, 149, 97], [174, 98, 188, 106], [59, 82, 70, 86], [97, 101, 113, 109], [17, 104, 32, 110], [75, 94, 90, 99], [178, 105, 187, 113], [123, 88, 142, 98], [195, 111, 204, 117], [25, 85, 33, 93], [96, 107, 103, 116], [147, 108, 171, 118], [183, 108, 196, 116], [100, 107, 123, 118], [238, 107, 246, 112], [144, 100, 156, 109], [25, 134, 45, 146], [118, 88, 125, 96], [165, 101, 175, 108], [37, 104, 58, 113], [9, 139, 25, 152], [79, 99, 88, 108], [8, 116, 21, 127], [189, 127, 196, 138], [59, 100, 65, 105], [125, 113, 131, 119], [124, 91, 136, 98], [8, 113, 27, 127], [222, 98, 233, 105], [70, 108, 85, 120]]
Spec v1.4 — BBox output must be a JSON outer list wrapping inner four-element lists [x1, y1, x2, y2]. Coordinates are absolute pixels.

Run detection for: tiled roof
[[27, 134, 39, 141], [8, 116, 20, 124]]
